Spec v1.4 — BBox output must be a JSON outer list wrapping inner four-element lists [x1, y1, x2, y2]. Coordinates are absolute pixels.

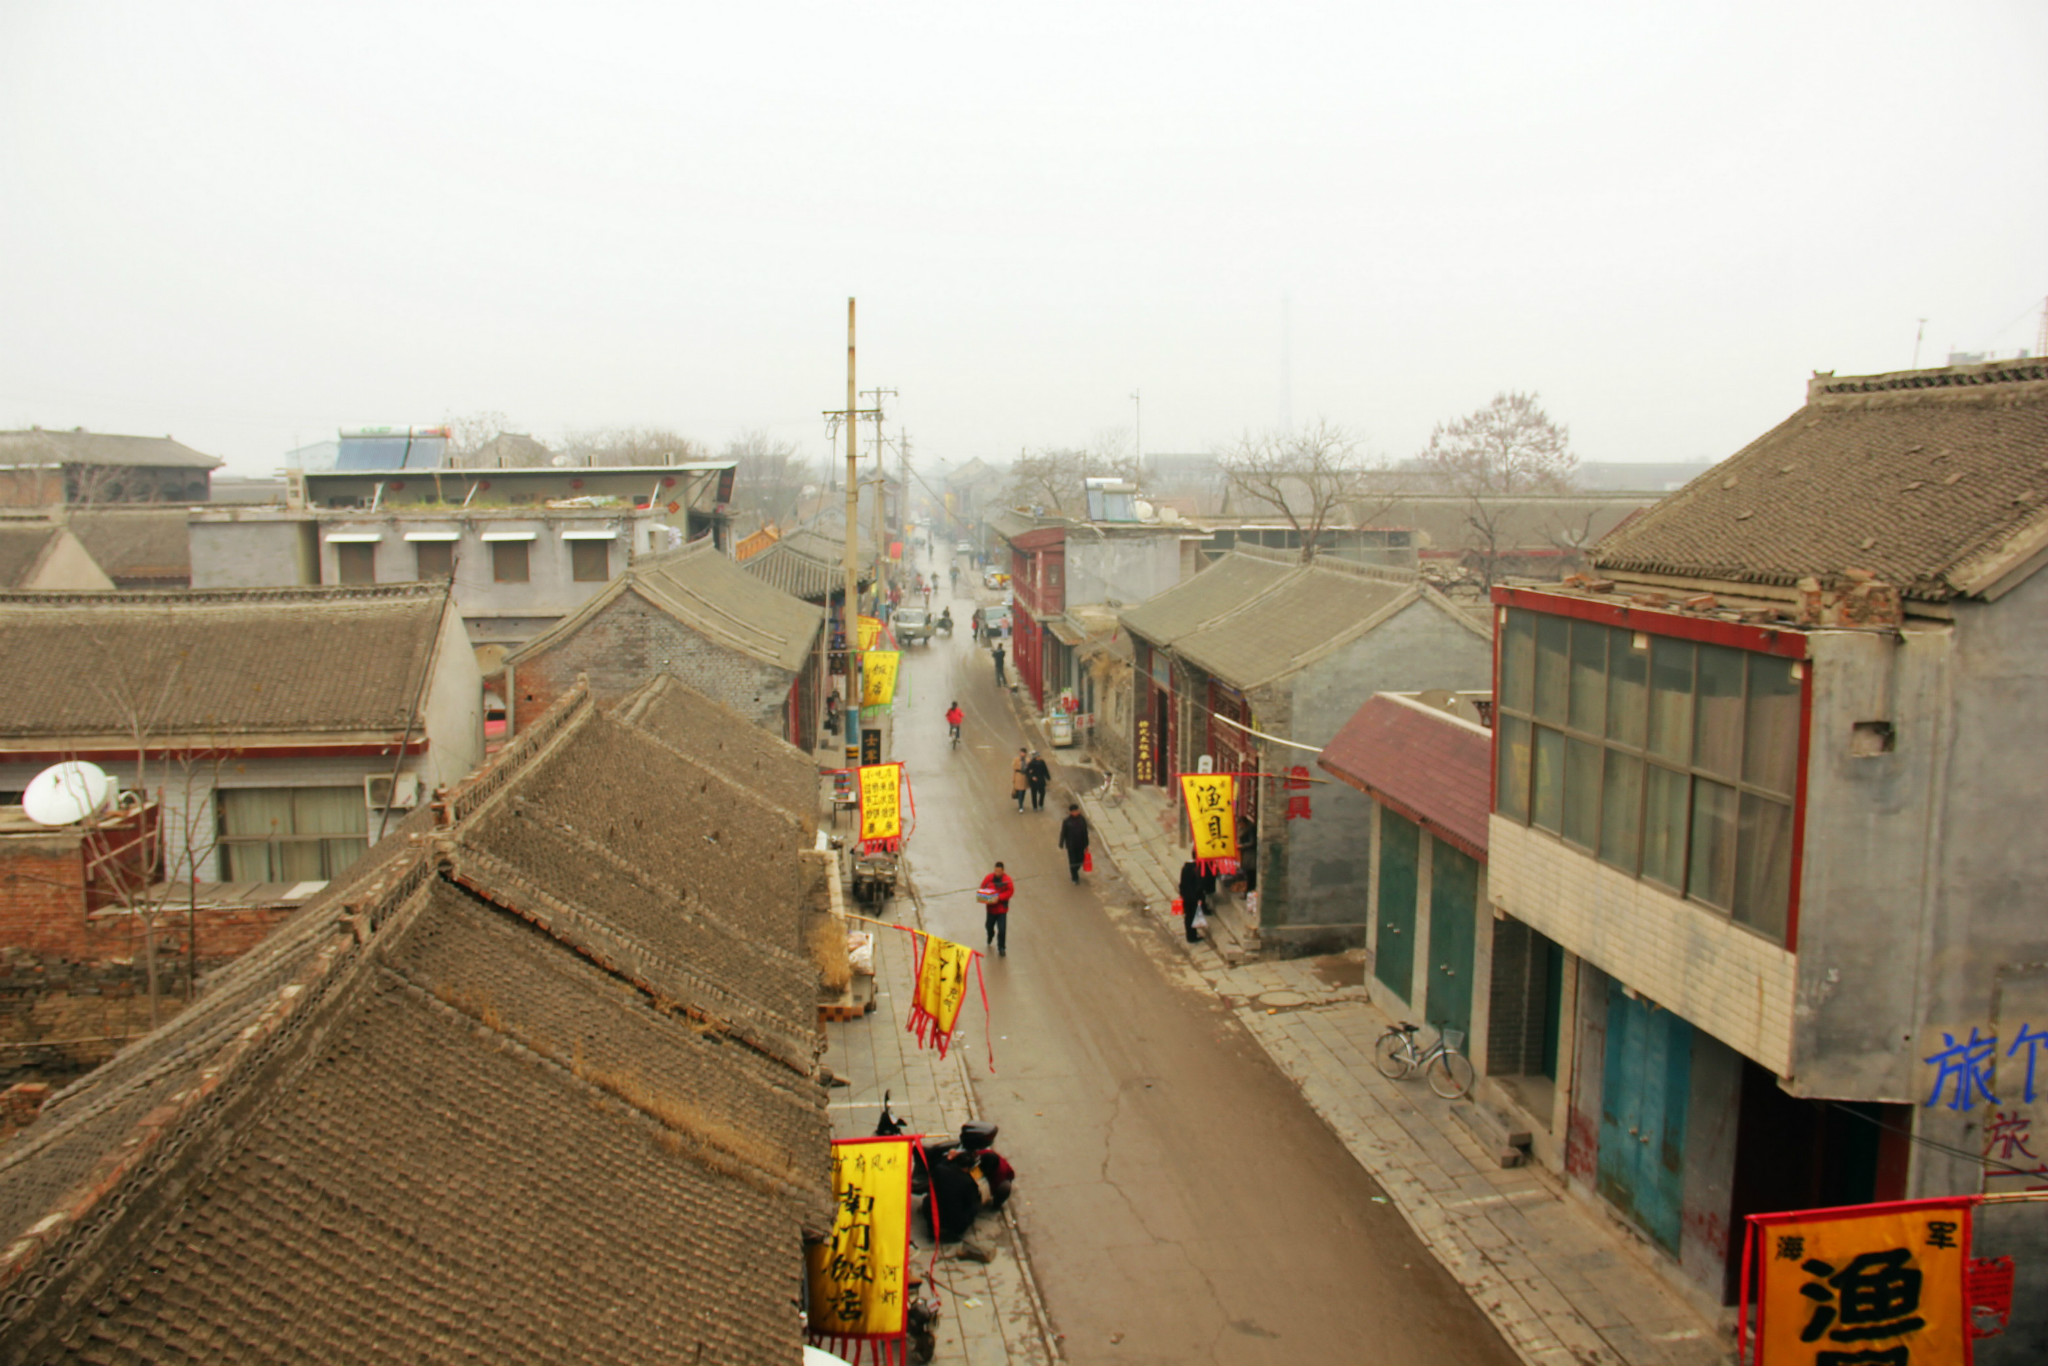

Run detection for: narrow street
[[884, 555, 1518, 1366]]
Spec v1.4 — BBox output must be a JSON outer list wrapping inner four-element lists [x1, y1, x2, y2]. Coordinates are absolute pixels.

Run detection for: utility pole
[[862, 386, 897, 604], [1130, 389, 1142, 468], [841, 301, 862, 770]]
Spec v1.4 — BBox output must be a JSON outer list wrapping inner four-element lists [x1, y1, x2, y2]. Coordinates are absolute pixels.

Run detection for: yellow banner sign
[[863, 650, 900, 707], [859, 763, 903, 848], [1751, 1200, 1970, 1366], [857, 615, 884, 652], [909, 932, 974, 1058], [1181, 773, 1238, 865], [806, 1137, 914, 1344]]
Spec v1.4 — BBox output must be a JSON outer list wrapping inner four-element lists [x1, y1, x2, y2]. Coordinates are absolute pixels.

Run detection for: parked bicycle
[[1373, 1021, 1475, 1099], [1093, 767, 1124, 808]]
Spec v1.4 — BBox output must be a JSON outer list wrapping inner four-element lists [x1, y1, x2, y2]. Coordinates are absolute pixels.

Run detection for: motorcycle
[[874, 1096, 1016, 1242], [935, 611, 953, 637]]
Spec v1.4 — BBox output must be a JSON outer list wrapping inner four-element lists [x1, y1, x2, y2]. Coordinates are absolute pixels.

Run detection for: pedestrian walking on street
[[1179, 859, 1209, 944], [993, 642, 1007, 686], [1011, 749, 1029, 812], [1025, 752, 1051, 810], [979, 862, 1016, 956], [1058, 804, 1090, 883]]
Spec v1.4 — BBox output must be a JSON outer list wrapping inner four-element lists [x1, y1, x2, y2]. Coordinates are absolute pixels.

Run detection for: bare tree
[[1000, 436, 1144, 517], [442, 411, 513, 464], [1215, 419, 1371, 563], [1417, 392, 1577, 590], [561, 426, 708, 467], [720, 430, 810, 526]]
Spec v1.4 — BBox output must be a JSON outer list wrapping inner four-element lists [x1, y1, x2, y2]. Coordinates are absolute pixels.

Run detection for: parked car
[[956, 540, 973, 556], [981, 605, 1011, 639], [893, 607, 932, 644], [982, 568, 1010, 589]]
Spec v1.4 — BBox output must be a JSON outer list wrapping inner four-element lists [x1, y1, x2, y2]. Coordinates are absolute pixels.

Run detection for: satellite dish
[[22, 761, 115, 827]]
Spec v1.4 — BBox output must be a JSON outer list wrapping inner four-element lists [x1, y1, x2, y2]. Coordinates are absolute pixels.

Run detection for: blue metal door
[[1598, 980, 1691, 1254]]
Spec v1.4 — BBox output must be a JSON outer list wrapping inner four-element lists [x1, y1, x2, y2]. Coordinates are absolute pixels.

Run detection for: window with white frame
[[217, 788, 369, 881], [1494, 609, 1800, 943]]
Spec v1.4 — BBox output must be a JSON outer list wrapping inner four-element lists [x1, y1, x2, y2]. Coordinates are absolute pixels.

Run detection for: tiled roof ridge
[[1808, 359, 2048, 400], [481, 791, 818, 984], [611, 701, 816, 826], [441, 845, 818, 1075], [0, 581, 446, 609], [0, 910, 370, 1309], [439, 678, 598, 829], [1224, 542, 1418, 584], [636, 571, 797, 660], [382, 963, 829, 1224]]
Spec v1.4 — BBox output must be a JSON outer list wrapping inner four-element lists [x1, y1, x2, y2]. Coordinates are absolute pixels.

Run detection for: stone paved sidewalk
[[819, 855, 1060, 1366], [1073, 778, 1733, 1366]]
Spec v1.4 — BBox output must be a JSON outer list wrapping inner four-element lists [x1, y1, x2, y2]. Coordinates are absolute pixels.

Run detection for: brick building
[[506, 538, 825, 747], [1484, 359, 2048, 1322]]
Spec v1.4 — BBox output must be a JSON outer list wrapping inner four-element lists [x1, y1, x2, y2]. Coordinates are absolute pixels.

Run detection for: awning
[[324, 532, 381, 543], [559, 529, 618, 540], [403, 530, 460, 542], [1045, 616, 1090, 647], [480, 531, 538, 542]]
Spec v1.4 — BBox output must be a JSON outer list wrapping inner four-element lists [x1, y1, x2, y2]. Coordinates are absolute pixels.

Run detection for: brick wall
[[1488, 816, 1795, 1074], [2, 830, 295, 964], [512, 591, 799, 737], [0, 832, 89, 959]]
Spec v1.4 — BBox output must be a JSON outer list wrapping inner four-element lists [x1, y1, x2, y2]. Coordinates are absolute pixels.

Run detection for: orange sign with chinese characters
[[1747, 1198, 1972, 1365]]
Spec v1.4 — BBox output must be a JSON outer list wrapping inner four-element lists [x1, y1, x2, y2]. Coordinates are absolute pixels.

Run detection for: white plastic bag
[[1192, 909, 1209, 932]]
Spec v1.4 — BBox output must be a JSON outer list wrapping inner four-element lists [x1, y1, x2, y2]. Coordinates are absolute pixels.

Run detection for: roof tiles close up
[[0, 681, 832, 1363], [0, 583, 452, 743], [1593, 361, 2048, 601]]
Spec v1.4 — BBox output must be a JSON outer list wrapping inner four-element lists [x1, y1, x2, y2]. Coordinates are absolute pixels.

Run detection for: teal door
[[1427, 841, 1477, 1040], [1374, 814, 1418, 1000], [1598, 981, 1692, 1254]]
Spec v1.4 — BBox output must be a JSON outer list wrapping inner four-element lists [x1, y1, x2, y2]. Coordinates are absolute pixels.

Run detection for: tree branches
[[1216, 419, 1372, 563]]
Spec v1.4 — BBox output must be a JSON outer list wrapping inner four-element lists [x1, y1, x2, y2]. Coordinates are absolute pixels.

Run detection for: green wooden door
[[1427, 840, 1478, 1041], [1598, 981, 1692, 1255], [1375, 812, 1418, 1000]]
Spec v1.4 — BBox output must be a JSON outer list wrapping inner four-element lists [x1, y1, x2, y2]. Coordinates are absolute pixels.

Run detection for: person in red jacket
[[945, 702, 964, 745], [979, 862, 1015, 956]]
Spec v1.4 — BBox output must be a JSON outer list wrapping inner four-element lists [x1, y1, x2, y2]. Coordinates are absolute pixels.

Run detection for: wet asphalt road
[[884, 559, 1518, 1366]]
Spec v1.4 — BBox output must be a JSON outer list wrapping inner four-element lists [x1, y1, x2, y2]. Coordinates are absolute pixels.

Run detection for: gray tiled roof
[[0, 524, 59, 587], [741, 535, 858, 601], [0, 428, 223, 469], [67, 508, 192, 583], [1118, 548, 1295, 646], [0, 583, 450, 744], [511, 540, 823, 676], [0, 685, 830, 1364], [613, 673, 820, 830], [1174, 558, 1420, 689], [1593, 361, 2048, 601]]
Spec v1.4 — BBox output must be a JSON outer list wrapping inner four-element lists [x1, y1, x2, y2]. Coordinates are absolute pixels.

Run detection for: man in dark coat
[[1178, 859, 1208, 945], [1057, 804, 1090, 882], [1024, 751, 1051, 810]]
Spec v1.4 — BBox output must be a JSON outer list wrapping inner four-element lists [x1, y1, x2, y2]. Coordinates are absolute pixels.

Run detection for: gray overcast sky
[[3, 2, 2044, 477]]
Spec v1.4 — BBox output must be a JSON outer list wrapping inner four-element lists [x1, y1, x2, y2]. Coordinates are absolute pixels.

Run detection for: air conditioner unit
[[365, 772, 421, 810]]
